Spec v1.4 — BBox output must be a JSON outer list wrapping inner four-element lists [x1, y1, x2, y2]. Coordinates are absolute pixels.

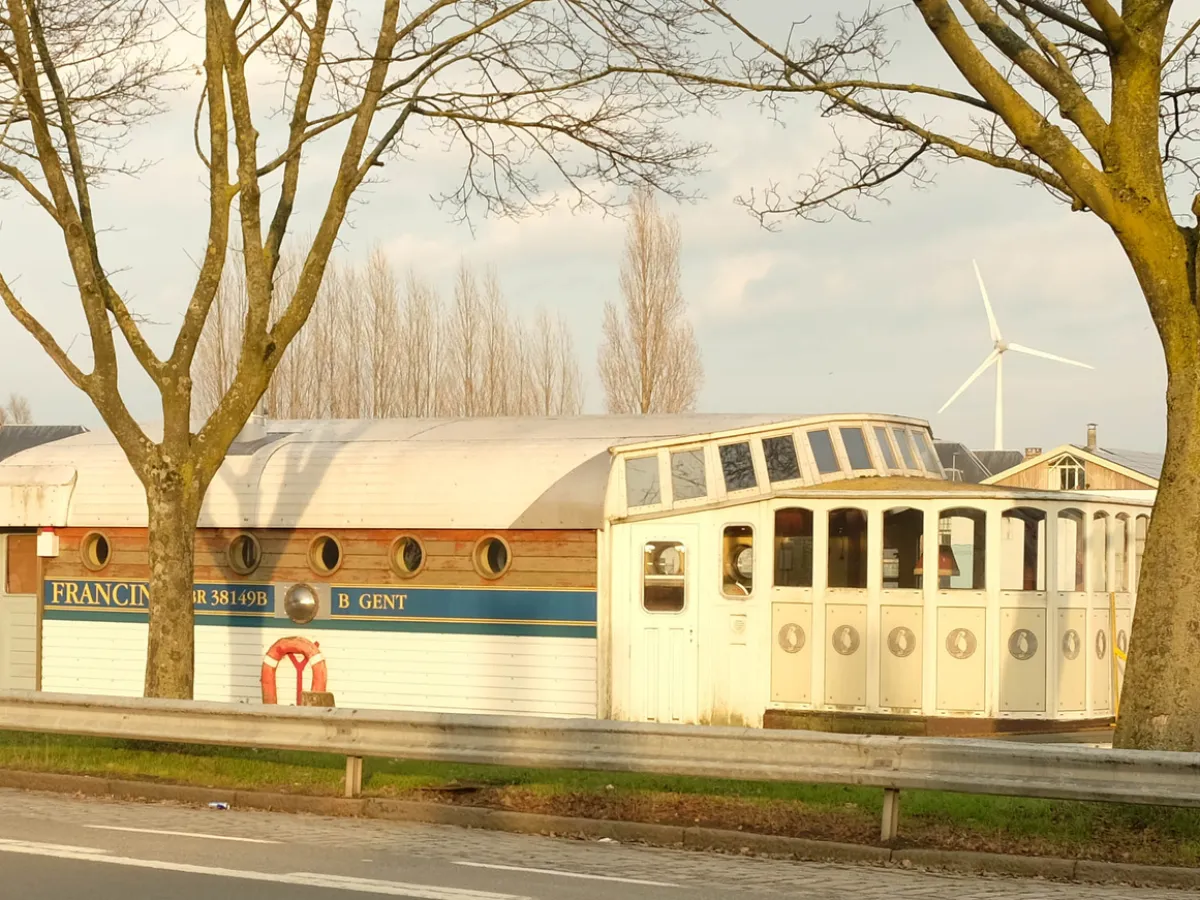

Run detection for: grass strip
[[1, 730, 1198, 867]]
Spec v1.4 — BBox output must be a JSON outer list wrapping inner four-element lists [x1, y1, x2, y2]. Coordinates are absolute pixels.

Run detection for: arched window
[[1057, 509, 1085, 592], [1091, 512, 1110, 592], [774, 508, 813, 588], [1001, 508, 1046, 591], [828, 508, 868, 589], [882, 507, 923, 589], [1134, 515, 1149, 592], [1114, 514, 1130, 592], [936, 508, 986, 590], [1050, 454, 1086, 490]]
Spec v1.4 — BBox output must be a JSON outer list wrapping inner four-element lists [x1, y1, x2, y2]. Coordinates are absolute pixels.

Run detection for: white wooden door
[[0, 534, 37, 691], [628, 524, 699, 723]]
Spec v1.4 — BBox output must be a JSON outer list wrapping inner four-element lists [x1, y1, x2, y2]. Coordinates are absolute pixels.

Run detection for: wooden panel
[[46, 527, 598, 590], [991, 459, 1151, 491], [4, 534, 37, 595]]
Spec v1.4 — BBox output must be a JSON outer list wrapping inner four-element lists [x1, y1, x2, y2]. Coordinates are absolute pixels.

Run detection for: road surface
[[0, 787, 1188, 899]]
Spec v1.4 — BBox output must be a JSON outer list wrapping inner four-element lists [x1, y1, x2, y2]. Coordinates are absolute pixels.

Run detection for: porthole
[[473, 535, 511, 580], [80, 531, 111, 571], [390, 534, 426, 578], [227, 533, 262, 576], [308, 534, 343, 576]]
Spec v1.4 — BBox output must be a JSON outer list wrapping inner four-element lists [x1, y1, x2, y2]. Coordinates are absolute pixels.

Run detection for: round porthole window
[[473, 535, 511, 579], [389, 535, 425, 578], [80, 531, 111, 571], [308, 534, 343, 576], [227, 533, 262, 576]]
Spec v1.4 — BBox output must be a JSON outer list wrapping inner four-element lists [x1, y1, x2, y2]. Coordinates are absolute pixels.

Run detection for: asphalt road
[[0, 788, 1189, 900]]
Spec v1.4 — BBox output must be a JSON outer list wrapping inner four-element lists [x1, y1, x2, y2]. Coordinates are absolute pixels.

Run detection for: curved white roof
[[0, 414, 877, 530]]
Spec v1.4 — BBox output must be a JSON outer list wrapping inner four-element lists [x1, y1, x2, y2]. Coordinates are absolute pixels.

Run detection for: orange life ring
[[261, 636, 328, 705]]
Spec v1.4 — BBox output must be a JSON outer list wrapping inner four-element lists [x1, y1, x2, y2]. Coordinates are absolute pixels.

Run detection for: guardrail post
[[881, 788, 901, 842], [345, 756, 363, 799]]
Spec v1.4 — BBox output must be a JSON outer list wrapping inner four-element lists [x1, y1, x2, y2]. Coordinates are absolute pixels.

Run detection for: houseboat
[[0, 413, 1149, 734]]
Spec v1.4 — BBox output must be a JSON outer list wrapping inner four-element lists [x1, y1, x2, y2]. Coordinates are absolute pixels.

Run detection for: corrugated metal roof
[[1086, 446, 1163, 482], [0, 424, 86, 462], [0, 414, 841, 529], [973, 449, 1025, 476], [0, 413, 941, 529], [934, 442, 992, 484]]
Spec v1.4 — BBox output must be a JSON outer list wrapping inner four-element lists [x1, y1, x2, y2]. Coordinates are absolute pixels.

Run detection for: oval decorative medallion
[[1062, 629, 1081, 661], [1008, 628, 1039, 661], [1095, 629, 1108, 660], [777, 623, 806, 654], [945, 628, 977, 660], [832, 624, 861, 656], [887, 626, 917, 658]]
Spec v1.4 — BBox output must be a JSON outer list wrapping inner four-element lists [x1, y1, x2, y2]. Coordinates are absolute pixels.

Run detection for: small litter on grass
[[208, 802, 230, 810], [597, 837, 616, 843]]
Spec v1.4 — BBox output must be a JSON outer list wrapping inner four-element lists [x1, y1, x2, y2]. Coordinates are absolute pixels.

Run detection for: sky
[[0, 3, 1167, 454]]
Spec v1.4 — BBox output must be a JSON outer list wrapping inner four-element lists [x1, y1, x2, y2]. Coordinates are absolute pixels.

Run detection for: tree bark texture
[[1113, 225, 1200, 750], [142, 469, 201, 699]]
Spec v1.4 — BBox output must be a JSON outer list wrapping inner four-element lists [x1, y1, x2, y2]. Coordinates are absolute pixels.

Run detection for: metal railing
[[1, 690, 1197, 841]]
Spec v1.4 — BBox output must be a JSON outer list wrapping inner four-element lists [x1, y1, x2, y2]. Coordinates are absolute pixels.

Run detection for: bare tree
[[599, 186, 703, 413], [0, 394, 33, 425], [397, 270, 443, 417], [0, 0, 711, 698], [366, 248, 402, 418], [647, 2, 1200, 749], [530, 309, 585, 416]]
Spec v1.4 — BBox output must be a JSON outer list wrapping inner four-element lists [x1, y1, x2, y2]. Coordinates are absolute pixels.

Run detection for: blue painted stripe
[[43, 578, 597, 639]]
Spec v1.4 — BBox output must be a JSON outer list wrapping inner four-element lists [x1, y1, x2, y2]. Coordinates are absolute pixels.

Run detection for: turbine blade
[[1007, 342, 1094, 369], [973, 260, 1001, 342], [938, 349, 1001, 414]]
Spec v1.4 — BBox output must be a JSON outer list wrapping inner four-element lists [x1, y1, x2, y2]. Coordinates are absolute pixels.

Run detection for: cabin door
[[0, 534, 37, 690], [627, 524, 699, 724]]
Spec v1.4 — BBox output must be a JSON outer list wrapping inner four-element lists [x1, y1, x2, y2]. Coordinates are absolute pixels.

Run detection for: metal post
[[881, 788, 901, 842], [345, 756, 363, 799]]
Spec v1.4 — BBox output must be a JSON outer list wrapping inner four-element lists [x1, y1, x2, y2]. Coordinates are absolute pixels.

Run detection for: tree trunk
[[1112, 227, 1200, 750], [143, 471, 200, 699]]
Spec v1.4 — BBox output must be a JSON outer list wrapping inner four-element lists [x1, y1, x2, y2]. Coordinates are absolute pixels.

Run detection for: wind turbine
[[938, 261, 1093, 451]]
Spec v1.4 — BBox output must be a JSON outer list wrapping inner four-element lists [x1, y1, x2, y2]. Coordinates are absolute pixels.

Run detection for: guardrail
[[1, 690, 1197, 842]]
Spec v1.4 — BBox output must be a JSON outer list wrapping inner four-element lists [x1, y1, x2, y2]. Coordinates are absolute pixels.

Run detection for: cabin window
[[473, 535, 511, 579], [643, 541, 685, 612], [722, 525, 754, 597], [873, 426, 898, 469], [892, 426, 918, 469], [4, 534, 36, 595], [80, 531, 112, 572], [390, 535, 426, 578], [774, 508, 813, 588], [808, 430, 840, 475], [937, 509, 986, 589], [1115, 514, 1130, 592], [915, 432, 941, 473], [1001, 508, 1046, 591], [670, 449, 707, 501], [1134, 515, 1149, 592], [308, 534, 343, 576], [882, 508, 923, 589], [1091, 512, 1110, 591], [828, 508, 868, 589], [762, 435, 801, 483], [1057, 509, 1086, 591], [719, 442, 757, 492], [1051, 454, 1086, 490], [839, 427, 872, 470], [227, 533, 262, 576], [625, 456, 661, 507]]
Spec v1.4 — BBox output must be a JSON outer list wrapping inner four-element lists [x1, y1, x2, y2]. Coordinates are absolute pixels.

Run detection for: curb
[[2, 768, 1198, 889]]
